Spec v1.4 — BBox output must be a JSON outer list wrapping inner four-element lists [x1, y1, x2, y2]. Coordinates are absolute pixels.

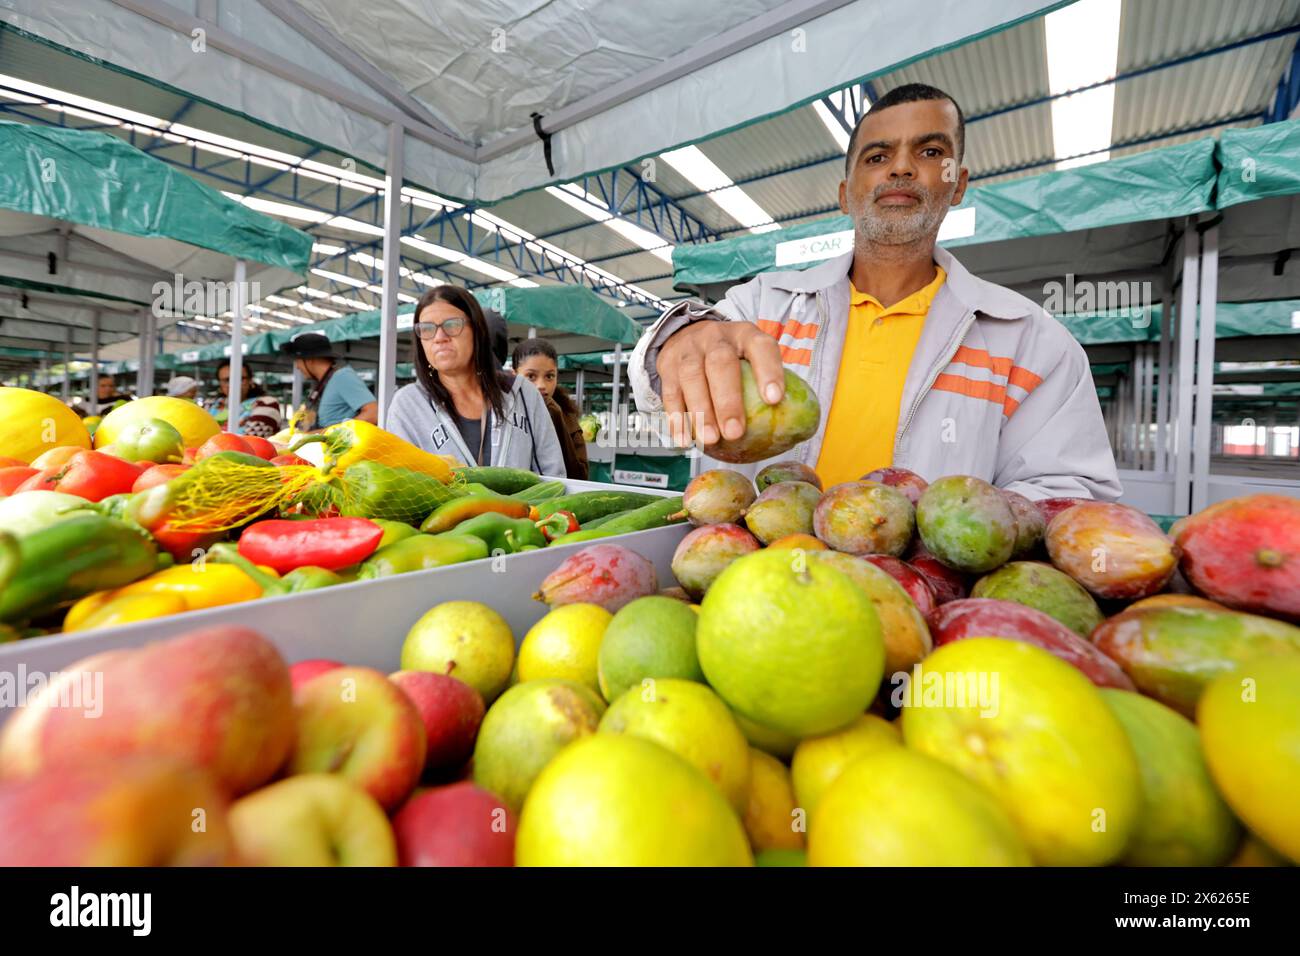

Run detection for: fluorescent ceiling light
[[300, 302, 343, 318], [547, 185, 674, 263], [510, 278, 540, 289], [265, 295, 300, 307], [329, 294, 372, 309], [398, 293, 418, 304], [812, 100, 852, 151], [661, 145, 776, 234], [312, 242, 346, 256], [1045, 0, 1121, 169], [296, 286, 329, 299], [225, 193, 330, 225], [312, 268, 369, 289]]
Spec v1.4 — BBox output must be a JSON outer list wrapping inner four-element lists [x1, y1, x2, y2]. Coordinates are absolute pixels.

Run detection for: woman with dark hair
[[387, 285, 565, 474], [512, 338, 588, 480]]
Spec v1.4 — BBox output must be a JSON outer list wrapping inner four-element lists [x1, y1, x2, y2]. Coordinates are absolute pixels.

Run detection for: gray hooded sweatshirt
[[386, 375, 566, 475]]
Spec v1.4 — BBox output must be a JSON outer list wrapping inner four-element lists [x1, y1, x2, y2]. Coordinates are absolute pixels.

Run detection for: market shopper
[[387, 285, 565, 474], [279, 332, 378, 430], [165, 376, 200, 401], [630, 83, 1121, 501], [513, 338, 590, 479], [94, 373, 133, 411], [213, 358, 284, 437]]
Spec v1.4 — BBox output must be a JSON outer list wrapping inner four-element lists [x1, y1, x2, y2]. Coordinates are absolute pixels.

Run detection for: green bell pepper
[[447, 511, 546, 554], [372, 518, 420, 549], [0, 514, 160, 624], [357, 533, 489, 579], [281, 566, 346, 592], [335, 460, 463, 525]]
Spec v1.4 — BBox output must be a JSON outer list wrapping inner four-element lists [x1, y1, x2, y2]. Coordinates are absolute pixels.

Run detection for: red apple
[[392, 782, 515, 867], [930, 598, 1135, 690], [0, 757, 234, 866], [289, 667, 426, 811], [0, 626, 294, 796], [389, 670, 486, 771], [861, 554, 937, 618], [290, 659, 345, 690], [229, 774, 396, 866]]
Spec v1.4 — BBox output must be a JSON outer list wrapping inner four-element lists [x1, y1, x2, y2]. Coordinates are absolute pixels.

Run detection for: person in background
[[512, 338, 589, 480], [95, 374, 133, 411], [165, 376, 200, 401], [278, 332, 378, 430], [214, 358, 284, 437], [387, 285, 565, 474]]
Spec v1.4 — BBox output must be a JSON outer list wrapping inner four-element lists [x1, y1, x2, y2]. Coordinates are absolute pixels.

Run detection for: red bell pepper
[[535, 510, 580, 542], [16, 450, 143, 502], [237, 517, 383, 574]]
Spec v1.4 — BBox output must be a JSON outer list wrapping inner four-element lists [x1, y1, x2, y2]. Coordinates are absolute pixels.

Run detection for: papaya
[[970, 560, 1104, 637], [1174, 494, 1300, 620], [1045, 501, 1178, 600], [1100, 689, 1239, 866], [1093, 604, 1300, 717]]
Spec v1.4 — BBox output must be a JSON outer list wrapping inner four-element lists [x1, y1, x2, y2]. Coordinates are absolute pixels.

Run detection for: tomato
[[182, 447, 199, 465], [132, 463, 192, 493], [150, 523, 222, 563], [0, 466, 38, 496], [270, 453, 313, 468], [240, 435, 279, 460], [109, 417, 185, 464], [197, 433, 253, 459], [31, 446, 86, 470], [16, 450, 143, 501]]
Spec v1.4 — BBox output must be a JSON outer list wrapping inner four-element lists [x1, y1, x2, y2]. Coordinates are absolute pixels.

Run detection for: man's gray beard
[[858, 195, 950, 245]]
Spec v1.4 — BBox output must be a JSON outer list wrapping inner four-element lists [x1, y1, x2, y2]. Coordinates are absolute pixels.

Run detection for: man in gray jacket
[[630, 83, 1121, 501]]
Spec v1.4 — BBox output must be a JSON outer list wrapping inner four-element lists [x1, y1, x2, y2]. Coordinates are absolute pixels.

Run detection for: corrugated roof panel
[[1118, 0, 1300, 68]]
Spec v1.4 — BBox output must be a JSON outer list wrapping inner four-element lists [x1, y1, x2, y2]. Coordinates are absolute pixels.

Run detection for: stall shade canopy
[[1213, 119, 1300, 303], [672, 137, 1218, 292], [3, 0, 1060, 203], [0, 120, 313, 358], [163, 283, 644, 366]]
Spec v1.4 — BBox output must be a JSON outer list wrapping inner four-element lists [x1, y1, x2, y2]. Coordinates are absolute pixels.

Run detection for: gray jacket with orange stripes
[[629, 245, 1122, 502]]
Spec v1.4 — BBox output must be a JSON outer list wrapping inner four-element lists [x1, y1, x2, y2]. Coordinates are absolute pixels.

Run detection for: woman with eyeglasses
[[387, 285, 566, 475]]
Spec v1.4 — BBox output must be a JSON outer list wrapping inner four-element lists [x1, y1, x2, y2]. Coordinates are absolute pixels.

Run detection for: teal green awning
[[0, 120, 312, 275], [673, 137, 1217, 289], [1215, 119, 1300, 209]]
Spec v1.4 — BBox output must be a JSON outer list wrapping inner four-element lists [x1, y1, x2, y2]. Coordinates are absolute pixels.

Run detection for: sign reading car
[[772, 207, 978, 269]]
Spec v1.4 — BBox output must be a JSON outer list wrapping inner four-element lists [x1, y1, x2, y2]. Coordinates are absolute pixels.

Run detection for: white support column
[[90, 310, 101, 415], [229, 260, 247, 431], [61, 327, 71, 403], [1191, 224, 1219, 513], [610, 343, 623, 461], [291, 364, 304, 412], [377, 121, 405, 430], [1154, 287, 1173, 474], [1172, 220, 1201, 515], [1140, 343, 1154, 470], [136, 311, 152, 397], [574, 368, 585, 408]]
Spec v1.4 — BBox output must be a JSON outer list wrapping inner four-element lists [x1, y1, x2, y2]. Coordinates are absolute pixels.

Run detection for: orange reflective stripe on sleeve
[[931, 372, 1007, 405], [952, 345, 1013, 378], [756, 319, 782, 339], [780, 346, 813, 365], [1008, 366, 1043, 392]]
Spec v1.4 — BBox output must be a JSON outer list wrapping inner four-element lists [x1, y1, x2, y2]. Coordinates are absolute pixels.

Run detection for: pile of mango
[[656, 463, 1298, 865]]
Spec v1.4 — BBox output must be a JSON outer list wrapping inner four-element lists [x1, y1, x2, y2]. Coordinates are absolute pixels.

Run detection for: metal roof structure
[[0, 0, 1297, 355]]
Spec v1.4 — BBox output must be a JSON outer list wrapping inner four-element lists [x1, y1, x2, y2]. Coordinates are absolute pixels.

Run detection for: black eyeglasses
[[415, 318, 467, 340]]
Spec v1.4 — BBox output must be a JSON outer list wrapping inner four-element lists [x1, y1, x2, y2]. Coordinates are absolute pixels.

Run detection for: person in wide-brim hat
[[280, 331, 378, 430]]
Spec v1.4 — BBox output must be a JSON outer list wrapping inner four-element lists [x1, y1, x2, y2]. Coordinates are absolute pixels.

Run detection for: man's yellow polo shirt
[[815, 266, 947, 488]]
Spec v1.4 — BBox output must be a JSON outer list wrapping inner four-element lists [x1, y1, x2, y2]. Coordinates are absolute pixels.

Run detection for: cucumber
[[452, 467, 542, 495], [535, 490, 661, 524], [580, 508, 635, 529], [550, 496, 686, 545], [513, 480, 567, 504]]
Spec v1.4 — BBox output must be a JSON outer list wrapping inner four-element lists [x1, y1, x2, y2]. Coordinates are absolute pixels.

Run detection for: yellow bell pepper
[[295, 419, 455, 482], [63, 563, 264, 632]]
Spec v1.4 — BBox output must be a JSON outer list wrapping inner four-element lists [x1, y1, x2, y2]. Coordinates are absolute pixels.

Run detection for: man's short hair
[[845, 82, 966, 176]]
